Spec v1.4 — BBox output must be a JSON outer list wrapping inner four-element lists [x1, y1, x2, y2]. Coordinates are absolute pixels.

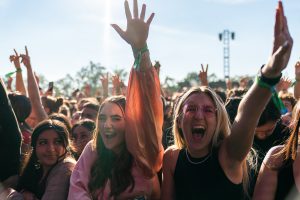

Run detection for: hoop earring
[[34, 160, 41, 170]]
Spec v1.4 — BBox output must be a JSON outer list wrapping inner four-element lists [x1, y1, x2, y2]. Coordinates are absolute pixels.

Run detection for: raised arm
[[20, 46, 47, 125], [112, 0, 163, 177], [222, 1, 293, 163], [10, 49, 27, 96]]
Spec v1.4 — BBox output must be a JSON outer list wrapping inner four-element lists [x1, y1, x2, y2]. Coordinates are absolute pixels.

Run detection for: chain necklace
[[185, 149, 211, 165]]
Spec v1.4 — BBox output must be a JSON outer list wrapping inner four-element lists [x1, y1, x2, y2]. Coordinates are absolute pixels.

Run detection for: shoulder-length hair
[[17, 119, 70, 198], [173, 86, 231, 150], [88, 95, 135, 198]]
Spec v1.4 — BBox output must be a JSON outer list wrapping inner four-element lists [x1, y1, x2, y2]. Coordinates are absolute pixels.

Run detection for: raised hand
[[263, 1, 293, 78], [276, 76, 291, 92], [100, 72, 109, 97], [111, 0, 154, 50], [9, 49, 21, 69], [198, 64, 208, 86], [112, 75, 122, 95], [20, 46, 32, 69], [100, 72, 109, 88], [112, 75, 121, 88]]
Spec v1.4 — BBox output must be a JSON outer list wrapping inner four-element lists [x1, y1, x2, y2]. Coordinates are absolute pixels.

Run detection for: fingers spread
[[111, 24, 126, 39], [14, 49, 18, 56], [124, 0, 132, 21], [140, 4, 146, 21], [146, 13, 155, 25]]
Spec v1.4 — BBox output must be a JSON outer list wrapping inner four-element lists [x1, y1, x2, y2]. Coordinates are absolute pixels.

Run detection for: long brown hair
[[17, 119, 70, 199], [88, 96, 135, 198], [278, 101, 300, 163]]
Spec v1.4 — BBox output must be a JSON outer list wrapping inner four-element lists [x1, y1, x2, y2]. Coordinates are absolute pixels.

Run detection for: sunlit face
[[72, 126, 93, 154], [179, 93, 217, 157], [35, 129, 66, 170], [80, 107, 98, 121], [255, 120, 277, 140], [98, 102, 125, 154]]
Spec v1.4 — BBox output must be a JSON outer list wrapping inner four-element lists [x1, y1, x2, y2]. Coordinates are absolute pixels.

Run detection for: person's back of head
[[77, 97, 99, 111], [225, 96, 242, 124], [227, 88, 248, 99], [214, 88, 226, 104], [49, 113, 72, 134], [258, 99, 281, 127], [8, 91, 32, 124], [41, 96, 64, 115]]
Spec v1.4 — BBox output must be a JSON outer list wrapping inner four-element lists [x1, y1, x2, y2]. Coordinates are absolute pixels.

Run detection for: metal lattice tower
[[219, 30, 235, 79]]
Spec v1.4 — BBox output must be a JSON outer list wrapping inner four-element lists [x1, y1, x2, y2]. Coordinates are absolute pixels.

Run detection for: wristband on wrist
[[256, 76, 288, 115], [258, 65, 282, 86], [133, 44, 149, 70], [5, 68, 22, 78]]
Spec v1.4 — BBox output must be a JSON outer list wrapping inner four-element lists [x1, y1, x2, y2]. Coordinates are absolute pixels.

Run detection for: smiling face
[[98, 102, 126, 154], [178, 92, 217, 157], [35, 129, 66, 171]]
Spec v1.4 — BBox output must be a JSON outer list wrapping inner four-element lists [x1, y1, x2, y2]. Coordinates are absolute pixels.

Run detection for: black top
[[275, 160, 299, 200], [174, 148, 244, 200], [249, 121, 290, 196], [253, 121, 290, 169], [0, 81, 22, 181]]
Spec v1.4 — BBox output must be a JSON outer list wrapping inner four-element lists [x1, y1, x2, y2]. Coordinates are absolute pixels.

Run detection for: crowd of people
[[0, 0, 299, 199]]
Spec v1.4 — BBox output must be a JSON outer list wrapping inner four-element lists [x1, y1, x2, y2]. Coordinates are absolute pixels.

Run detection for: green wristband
[[256, 76, 288, 114], [133, 44, 149, 70]]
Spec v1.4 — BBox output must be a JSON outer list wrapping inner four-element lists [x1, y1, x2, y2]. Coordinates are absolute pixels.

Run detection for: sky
[[0, 0, 299, 85]]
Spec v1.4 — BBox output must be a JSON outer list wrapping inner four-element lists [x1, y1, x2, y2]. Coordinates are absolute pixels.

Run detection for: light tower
[[219, 30, 235, 79]]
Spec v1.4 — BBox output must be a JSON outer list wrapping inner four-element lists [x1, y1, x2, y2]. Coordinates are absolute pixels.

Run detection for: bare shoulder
[[263, 145, 285, 170], [163, 146, 180, 173], [164, 145, 180, 159]]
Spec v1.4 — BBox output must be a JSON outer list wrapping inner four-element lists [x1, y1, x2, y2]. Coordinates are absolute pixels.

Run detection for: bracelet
[[5, 69, 22, 78], [256, 76, 287, 114], [258, 65, 282, 86], [133, 44, 149, 70]]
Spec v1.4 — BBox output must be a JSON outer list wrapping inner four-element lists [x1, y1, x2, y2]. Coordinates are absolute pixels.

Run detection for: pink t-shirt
[[68, 141, 155, 200]]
